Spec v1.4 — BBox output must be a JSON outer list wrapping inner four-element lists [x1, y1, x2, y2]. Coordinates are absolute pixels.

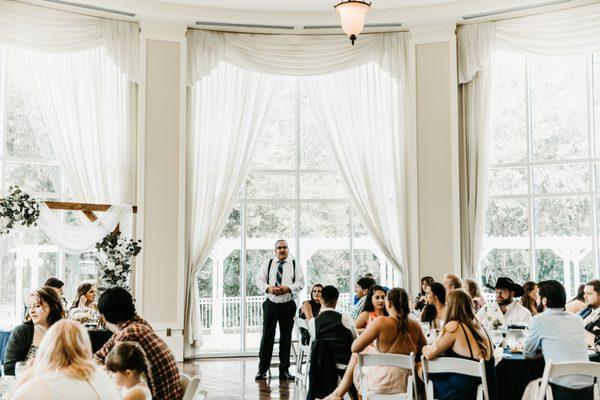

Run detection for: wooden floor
[[180, 357, 304, 400]]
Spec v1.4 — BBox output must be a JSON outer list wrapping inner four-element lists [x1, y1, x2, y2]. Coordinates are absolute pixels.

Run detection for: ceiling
[[20, 0, 600, 32], [152, 0, 465, 13]]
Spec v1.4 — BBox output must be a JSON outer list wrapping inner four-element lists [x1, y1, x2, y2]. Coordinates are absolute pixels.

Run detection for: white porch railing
[[198, 292, 352, 334]]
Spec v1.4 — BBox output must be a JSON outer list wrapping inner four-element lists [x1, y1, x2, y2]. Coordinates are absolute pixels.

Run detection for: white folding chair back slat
[[357, 352, 417, 400], [422, 357, 489, 400], [537, 360, 600, 400], [181, 373, 191, 394], [182, 374, 201, 400], [294, 317, 314, 389]]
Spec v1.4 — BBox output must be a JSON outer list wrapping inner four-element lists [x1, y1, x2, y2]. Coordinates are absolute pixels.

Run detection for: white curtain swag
[[0, 0, 139, 82]]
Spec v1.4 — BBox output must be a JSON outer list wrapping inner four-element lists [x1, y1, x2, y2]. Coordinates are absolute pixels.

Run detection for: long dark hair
[[310, 284, 323, 303], [420, 276, 434, 296], [421, 282, 446, 323], [572, 284, 585, 302], [445, 290, 491, 359], [70, 283, 94, 310], [387, 288, 410, 334], [521, 281, 537, 314], [26, 286, 65, 326], [362, 285, 389, 315]]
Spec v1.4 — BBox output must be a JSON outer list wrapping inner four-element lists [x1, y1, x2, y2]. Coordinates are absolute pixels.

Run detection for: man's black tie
[[275, 260, 284, 286]]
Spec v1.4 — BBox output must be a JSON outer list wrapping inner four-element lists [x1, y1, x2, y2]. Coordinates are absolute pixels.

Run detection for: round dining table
[[495, 348, 600, 399]]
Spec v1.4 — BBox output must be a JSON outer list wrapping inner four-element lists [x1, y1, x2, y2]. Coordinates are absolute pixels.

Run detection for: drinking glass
[[15, 361, 27, 379]]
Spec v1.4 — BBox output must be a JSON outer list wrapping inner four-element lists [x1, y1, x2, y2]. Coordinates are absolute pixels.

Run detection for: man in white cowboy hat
[[476, 277, 532, 328]]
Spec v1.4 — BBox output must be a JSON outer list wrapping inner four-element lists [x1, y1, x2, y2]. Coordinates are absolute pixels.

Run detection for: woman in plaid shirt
[[94, 287, 183, 400]]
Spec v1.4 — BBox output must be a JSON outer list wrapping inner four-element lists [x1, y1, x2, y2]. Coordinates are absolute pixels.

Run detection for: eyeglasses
[[276, 246, 288, 250]]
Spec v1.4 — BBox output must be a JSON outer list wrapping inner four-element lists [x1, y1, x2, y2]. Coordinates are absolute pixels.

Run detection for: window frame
[[482, 51, 600, 293]]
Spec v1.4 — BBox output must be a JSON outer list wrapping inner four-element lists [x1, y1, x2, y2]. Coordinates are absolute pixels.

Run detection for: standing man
[[255, 239, 305, 381]]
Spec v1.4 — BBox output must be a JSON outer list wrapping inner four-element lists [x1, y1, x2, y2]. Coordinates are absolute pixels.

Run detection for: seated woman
[[566, 284, 586, 314], [9, 320, 120, 400], [462, 279, 486, 313], [318, 288, 426, 399], [3, 287, 64, 375], [520, 281, 538, 316], [414, 276, 435, 311], [299, 284, 323, 345], [420, 282, 446, 330], [68, 283, 98, 322], [421, 290, 495, 400], [355, 285, 389, 334]]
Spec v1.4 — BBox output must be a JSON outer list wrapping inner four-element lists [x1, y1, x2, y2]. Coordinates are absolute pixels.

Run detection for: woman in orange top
[[355, 285, 388, 334]]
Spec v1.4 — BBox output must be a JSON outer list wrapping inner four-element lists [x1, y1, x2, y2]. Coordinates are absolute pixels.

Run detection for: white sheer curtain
[[302, 61, 409, 287], [457, 2, 600, 278], [26, 47, 134, 204], [0, 0, 139, 251], [185, 62, 276, 349], [186, 29, 411, 349], [24, 46, 135, 252]]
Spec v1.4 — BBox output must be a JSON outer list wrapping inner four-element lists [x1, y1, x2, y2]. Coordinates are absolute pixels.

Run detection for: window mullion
[[588, 53, 599, 280], [526, 55, 537, 282]]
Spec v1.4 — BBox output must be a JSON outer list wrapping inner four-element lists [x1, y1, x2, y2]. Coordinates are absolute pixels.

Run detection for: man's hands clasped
[[267, 286, 292, 296]]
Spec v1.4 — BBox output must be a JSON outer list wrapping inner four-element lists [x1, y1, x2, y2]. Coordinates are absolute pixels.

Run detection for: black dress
[[430, 323, 496, 400], [299, 300, 321, 345]]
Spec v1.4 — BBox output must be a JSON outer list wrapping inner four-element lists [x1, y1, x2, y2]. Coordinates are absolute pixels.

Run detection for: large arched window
[[482, 50, 600, 296], [195, 77, 398, 354]]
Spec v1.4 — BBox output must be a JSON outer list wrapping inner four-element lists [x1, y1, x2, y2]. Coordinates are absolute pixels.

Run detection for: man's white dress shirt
[[476, 299, 532, 327], [255, 256, 305, 303]]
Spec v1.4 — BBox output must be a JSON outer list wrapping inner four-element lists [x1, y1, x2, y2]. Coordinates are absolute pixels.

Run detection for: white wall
[[135, 24, 187, 361], [412, 26, 461, 284]]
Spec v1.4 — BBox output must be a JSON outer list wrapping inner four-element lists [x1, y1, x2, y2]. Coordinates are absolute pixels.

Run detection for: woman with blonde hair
[[9, 319, 120, 400], [421, 290, 496, 400], [462, 279, 486, 313]]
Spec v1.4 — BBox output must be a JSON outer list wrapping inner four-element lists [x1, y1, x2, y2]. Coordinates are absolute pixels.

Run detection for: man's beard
[[497, 297, 512, 306]]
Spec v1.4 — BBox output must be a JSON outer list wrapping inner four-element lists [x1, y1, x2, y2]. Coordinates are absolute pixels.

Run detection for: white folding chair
[[422, 357, 489, 400], [181, 373, 201, 400], [294, 317, 314, 389], [357, 352, 417, 400], [536, 360, 600, 400]]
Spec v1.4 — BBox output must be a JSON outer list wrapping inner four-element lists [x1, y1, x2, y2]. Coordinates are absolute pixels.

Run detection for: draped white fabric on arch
[[37, 204, 133, 255], [457, 2, 600, 279], [185, 29, 412, 350]]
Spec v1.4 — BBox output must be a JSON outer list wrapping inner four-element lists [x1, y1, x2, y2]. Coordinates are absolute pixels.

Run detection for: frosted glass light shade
[[335, 1, 371, 41]]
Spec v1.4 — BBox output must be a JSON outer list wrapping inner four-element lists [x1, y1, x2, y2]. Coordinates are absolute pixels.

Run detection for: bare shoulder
[[443, 320, 459, 333], [124, 387, 148, 400]]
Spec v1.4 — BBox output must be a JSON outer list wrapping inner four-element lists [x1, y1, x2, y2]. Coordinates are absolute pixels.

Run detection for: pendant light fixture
[[334, 0, 372, 45]]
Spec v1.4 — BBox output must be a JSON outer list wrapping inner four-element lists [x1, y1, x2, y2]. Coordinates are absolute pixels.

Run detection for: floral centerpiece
[[96, 231, 142, 290], [0, 186, 40, 235]]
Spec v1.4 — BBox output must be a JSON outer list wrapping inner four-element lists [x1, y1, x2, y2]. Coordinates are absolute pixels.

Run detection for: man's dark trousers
[[258, 299, 297, 373]]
